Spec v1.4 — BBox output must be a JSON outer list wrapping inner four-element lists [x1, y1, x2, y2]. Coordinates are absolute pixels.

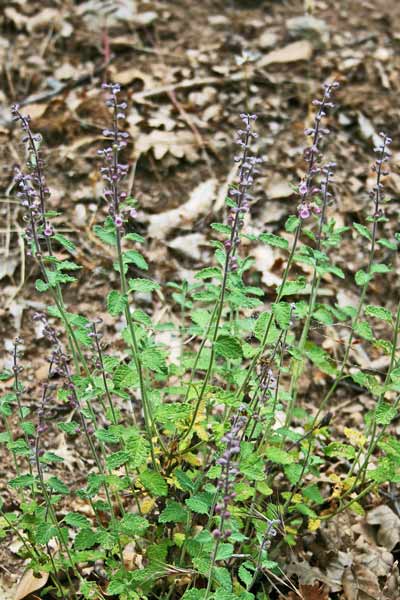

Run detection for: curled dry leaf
[[14, 569, 48, 600], [366, 505, 400, 551]]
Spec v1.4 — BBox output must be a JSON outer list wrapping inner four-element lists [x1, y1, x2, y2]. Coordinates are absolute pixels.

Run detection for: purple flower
[[298, 204, 311, 220], [298, 180, 308, 196]]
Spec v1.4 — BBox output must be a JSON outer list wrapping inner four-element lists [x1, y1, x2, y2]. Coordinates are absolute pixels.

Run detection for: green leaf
[[214, 335, 242, 359], [159, 501, 188, 524], [36, 522, 57, 544], [8, 474, 35, 489], [35, 279, 49, 292], [354, 320, 374, 341], [47, 476, 69, 495], [141, 348, 167, 373], [265, 447, 294, 465], [272, 302, 292, 329], [107, 290, 127, 316], [355, 270, 371, 286], [65, 513, 92, 529], [365, 305, 392, 323], [377, 238, 398, 250], [285, 215, 300, 233], [93, 221, 117, 246], [353, 222, 372, 241], [259, 232, 288, 250], [139, 470, 168, 497], [185, 496, 210, 515], [278, 277, 306, 297], [371, 263, 391, 274], [215, 543, 234, 561], [128, 278, 160, 292], [211, 223, 231, 235], [238, 564, 253, 588], [123, 250, 148, 270], [53, 233, 76, 254], [74, 528, 98, 550], [194, 267, 221, 280], [325, 442, 355, 459], [124, 232, 145, 244], [375, 401, 397, 425], [106, 451, 130, 469], [119, 514, 149, 536]]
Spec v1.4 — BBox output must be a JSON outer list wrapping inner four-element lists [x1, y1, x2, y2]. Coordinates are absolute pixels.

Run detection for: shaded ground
[[0, 0, 400, 597]]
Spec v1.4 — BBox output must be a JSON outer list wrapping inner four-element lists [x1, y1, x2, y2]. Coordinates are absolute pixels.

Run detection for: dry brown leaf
[[135, 130, 198, 161], [14, 569, 48, 600], [342, 563, 380, 600], [113, 68, 154, 87], [146, 178, 216, 238], [366, 505, 400, 551], [284, 582, 330, 600], [258, 41, 313, 68]]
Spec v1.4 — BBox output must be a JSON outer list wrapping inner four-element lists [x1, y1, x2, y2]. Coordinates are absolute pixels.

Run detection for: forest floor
[[0, 0, 400, 598]]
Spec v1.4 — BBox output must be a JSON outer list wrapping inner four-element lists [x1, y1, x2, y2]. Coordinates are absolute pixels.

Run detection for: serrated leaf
[[35, 279, 49, 292], [123, 250, 148, 270], [141, 348, 167, 373], [377, 238, 398, 250], [194, 267, 221, 280], [185, 496, 210, 515], [53, 233, 76, 253], [355, 270, 371, 286], [211, 223, 231, 235], [272, 302, 292, 329], [215, 543, 233, 560], [278, 277, 306, 297], [265, 447, 294, 465], [259, 232, 289, 250], [107, 290, 127, 316], [139, 470, 168, 497], [365, 305, 392, 323], [119, 514, 149, 536], [65, 513, 92, 529], [74, 528, 98, 550], [375, 401, 397, 425], [128, 278, 160, 292], [214, 335, 242, 359], [159, 501, 188, 523], [371, 263, 391, 274], [106, 451, 130, 469], [354, 320, 374, 341], [325, 442, 355, 459], [285, 215, 300, 233], [353, 222, 372, 241], [36, 522, 57, 544]]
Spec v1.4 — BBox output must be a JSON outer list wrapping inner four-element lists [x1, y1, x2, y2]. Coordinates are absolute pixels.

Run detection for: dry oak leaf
[[135, 129, 198, 161], [283, 583, 329, 600], [342, 562, 380, 600], [14, 569, 49, 600]]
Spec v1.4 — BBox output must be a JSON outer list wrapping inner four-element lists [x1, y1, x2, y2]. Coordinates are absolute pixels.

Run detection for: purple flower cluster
[[225, 113, 262, 271], [297, 81, 339, 221], [11, 105, 53, 244], [212, 412, 247, 540], [370, 132, 392, 217], [98, 83, 135, 230]]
